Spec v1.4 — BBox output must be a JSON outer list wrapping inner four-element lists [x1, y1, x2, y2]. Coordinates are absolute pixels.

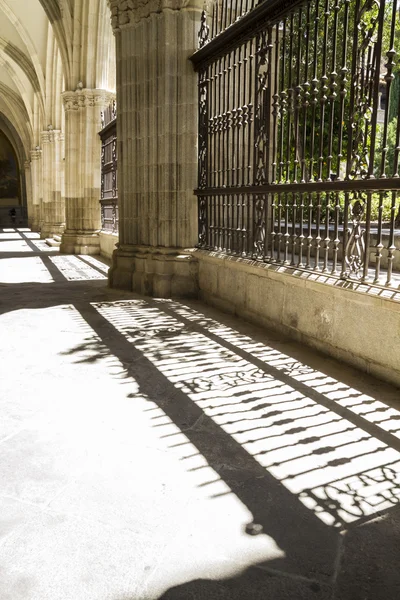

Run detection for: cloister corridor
[[0, 228, 400, 600]]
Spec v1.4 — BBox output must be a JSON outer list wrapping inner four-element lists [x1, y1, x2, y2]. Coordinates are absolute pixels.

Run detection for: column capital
[[62, 89, 115, 112], [40, 129, 64, 143], [30, 149, 42, 160], [108, 0, 203, 31], [24, 160, 31, 170]]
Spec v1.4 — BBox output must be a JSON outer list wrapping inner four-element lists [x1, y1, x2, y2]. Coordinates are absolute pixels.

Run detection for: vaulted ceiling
[[0, 0, 115, 159]]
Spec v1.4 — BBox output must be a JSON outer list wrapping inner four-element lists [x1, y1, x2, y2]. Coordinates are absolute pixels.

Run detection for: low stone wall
[[99, 231, 118, 261], [196, 250, 400, 388]]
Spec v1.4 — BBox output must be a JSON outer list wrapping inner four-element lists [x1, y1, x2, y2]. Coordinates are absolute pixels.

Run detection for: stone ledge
[[100, 231, 119, 261], [194, 249, 400, 307]]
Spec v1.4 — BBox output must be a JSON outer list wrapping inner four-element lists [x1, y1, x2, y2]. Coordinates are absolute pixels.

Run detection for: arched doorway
[[0, 130, 24, 226]]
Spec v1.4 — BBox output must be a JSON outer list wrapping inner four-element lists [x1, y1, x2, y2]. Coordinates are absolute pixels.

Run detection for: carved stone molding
[[40, 129, 64, 144], [62, 89, 115, 112], [30, 149, 42, 160], [108, 0, 202, 30]]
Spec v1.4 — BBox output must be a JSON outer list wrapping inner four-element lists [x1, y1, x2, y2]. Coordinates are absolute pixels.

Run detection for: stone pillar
[[24, 160, 33, 228], [40, 128, 66, 239], [108, 0, 201, 297], [60, 89, 114, 254], [30, 149, 42, 232]]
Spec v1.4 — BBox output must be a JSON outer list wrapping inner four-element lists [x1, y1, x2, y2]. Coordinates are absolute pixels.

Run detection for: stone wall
[[99, 230, 118, 260], [196, 250, 400, 388]]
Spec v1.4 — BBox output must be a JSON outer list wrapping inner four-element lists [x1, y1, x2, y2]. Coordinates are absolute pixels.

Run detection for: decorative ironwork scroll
[[344, 193, 367, 278]]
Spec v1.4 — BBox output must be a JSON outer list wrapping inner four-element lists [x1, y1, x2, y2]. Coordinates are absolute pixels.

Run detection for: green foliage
[[275, 0, 400, 184], [374, 117, 398, 176]]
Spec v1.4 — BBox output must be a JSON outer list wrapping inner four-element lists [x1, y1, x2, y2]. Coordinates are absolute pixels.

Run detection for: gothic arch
[[0, 115, 28, 217], [37, 0, 115, 92]]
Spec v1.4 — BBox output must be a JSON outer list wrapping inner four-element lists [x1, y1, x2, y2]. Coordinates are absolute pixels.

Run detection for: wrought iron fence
[[192, 0, 400, 288], [99, 101, 118, 233]]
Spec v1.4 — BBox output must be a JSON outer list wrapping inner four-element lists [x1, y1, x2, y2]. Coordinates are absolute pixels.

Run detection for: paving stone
[[335, 509, 400, 600]]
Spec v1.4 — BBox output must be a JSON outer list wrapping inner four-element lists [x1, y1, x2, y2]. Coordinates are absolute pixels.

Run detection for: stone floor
[[1, 228, 400, 600]]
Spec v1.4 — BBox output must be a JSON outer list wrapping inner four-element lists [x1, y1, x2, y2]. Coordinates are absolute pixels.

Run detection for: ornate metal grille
[[193, 0, 400, 288], [99, 101, 118, 233]]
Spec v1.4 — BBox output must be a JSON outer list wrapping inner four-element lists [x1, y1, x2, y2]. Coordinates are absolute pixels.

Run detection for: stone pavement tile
[[0, 415, 29, 443], [153, 567, 332, 600], [0, 426, 83, 506], [0, 509, 169, 600], [0, 496, 43, 547], [334, 508, 400, 600], [46, 444, 196, 535]]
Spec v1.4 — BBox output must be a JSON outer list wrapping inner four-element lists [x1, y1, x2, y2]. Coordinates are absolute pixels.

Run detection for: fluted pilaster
[[40, 128, 65, 239], [60, 88, 114, 254], [30, 149, 42, 232], [109, 0, 201, 296], [24, 160, 33, 228]]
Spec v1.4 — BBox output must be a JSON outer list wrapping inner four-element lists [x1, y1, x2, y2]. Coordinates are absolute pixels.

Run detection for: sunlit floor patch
[[0, 232, 22, 240], [77, 254, 110, 274], [0, 240, 34, 253], [49, 255, 107, 280], [0, 256, 54, 283]]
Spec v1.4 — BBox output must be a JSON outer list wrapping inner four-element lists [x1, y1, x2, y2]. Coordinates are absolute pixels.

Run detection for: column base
[[109, 245, 199, 298], [60, 231, 100, 255], [31, 220, 41, 232], [40, 223, 66, 240]]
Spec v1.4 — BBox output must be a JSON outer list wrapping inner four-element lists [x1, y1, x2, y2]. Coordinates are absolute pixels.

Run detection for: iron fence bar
[[309, 0, 320, 183], [332, 192, 340, 275], [327, 0, 339, 181], [367, 0, 386, 179], [305, 192, 313, 268], [362, 192, 372, 282], [386, 191, 397, 287], [380, 0, 398, 178], [323, 191, 330, 272], [318, 0, 329, 183], [336, 0, 350, 180], [195, 180, 400, 195], [314, 192, 322, 271], [341, 192, 350, 279], [374, 191, 384, 283]]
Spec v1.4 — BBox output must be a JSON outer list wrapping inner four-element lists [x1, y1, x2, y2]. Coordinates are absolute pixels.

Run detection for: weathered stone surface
[[60, 89, 115, 255], [39, 129, 65, 239], [335, 511, 400, 600], [109, 8, 199, 296]]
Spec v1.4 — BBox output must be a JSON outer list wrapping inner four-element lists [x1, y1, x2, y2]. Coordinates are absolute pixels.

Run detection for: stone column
[[108, 0, 201, 297], [60, 89, 114, 254], [24, 160, 33, 228], [40, 128, 66, 239], [30, 149, 42, 232]]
